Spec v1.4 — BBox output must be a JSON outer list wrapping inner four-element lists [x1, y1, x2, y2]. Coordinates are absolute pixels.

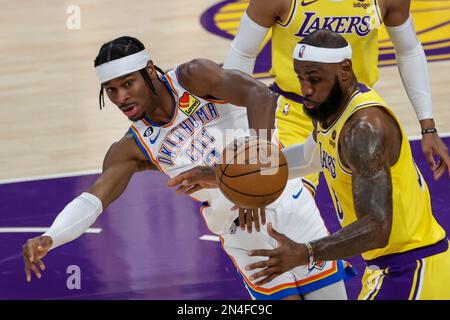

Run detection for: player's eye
[[124, 80, 134, 87]]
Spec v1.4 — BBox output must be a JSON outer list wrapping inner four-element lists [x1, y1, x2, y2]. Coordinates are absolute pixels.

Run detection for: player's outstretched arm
[[166, 165, 218, 195], [22, 133, 152, 282], [178, 59, 278, 140], [245, 109, 395, 285], [384, 0, 450, 179]]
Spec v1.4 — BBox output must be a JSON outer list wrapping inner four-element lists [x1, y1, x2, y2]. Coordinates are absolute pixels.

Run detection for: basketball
[[215, 136, 288, 208]]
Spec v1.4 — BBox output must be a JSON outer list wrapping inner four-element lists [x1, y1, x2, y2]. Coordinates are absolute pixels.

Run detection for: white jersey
[[129, 66, 251, 233]]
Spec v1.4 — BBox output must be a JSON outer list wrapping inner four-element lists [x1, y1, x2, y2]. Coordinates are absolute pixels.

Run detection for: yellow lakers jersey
[[316, 84, 446, 261], [272, 0, 381, 94]]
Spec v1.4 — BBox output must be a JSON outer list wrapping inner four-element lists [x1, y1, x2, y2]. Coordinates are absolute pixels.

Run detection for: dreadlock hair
[[299, 29, 349, 49], [94, 36, 166, 109]]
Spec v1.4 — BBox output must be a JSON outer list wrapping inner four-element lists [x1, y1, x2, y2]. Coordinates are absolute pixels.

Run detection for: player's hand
[[232, 205, 266, 233], [22, 236, 52, 282], [421, 132, 450, 180], [245, 223, 308, 286], [166, 166, 219, 195]]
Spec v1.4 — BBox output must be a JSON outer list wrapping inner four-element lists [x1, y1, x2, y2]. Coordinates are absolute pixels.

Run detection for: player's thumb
[[267, 223, 283, 241]]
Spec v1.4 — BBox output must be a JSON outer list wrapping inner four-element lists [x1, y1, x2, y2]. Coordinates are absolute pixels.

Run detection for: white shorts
[[213, 178, 353, 299]]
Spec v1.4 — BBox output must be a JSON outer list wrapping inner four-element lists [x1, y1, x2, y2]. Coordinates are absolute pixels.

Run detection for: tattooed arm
[[245, 107, 400, 285], [310, 107, 396, 261]]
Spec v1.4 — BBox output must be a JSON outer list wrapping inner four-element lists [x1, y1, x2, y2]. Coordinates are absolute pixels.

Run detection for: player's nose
[[116, 88, 130, 104]]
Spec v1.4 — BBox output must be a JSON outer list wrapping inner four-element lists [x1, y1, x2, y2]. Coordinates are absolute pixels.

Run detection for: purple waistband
[[365, 238, 449, 269], [269, 83, 304, 104]]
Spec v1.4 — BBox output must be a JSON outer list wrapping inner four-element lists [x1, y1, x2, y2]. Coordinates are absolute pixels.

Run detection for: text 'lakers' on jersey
[[272, 0, 381, 94], [316, 84, 446, 261]]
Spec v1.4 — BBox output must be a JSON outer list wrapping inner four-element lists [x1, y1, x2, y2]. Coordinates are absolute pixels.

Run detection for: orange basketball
[[215, 136, 288, 208]]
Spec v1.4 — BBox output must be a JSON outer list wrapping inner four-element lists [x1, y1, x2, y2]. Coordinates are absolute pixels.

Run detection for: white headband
[[293, 43, 352, 63], [95, 49, 149, 83]]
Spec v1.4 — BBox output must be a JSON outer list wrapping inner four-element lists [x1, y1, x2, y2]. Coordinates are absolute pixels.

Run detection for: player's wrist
[[302, 242, 314, 266], [419, 118, 435, 130]]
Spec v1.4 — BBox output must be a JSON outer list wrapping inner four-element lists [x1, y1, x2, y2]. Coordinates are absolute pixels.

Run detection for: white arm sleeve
[[282, 134, 322, 179], [386, 15, 433, 120], [43, 192, 103, 250], [223, 12, 269, 75]]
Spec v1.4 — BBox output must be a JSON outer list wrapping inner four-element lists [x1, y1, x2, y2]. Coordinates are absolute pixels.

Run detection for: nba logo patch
[[299, 45, 306, 58], [308, 261, 327, 272], [179, 92, 201, 116]]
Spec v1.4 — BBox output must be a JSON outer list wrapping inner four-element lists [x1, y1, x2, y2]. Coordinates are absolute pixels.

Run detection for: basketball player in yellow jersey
[[245, 30, 450, 299], [224, 0, 450, 196]]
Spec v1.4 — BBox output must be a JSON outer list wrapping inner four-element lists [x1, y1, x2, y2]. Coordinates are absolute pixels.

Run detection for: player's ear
[[146, 60, 157, 79], [339, 59, 352, 81]]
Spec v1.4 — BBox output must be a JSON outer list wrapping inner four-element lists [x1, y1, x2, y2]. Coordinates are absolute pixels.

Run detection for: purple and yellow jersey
[[272, 0, 381, 95], [316, 84, 446, 261]]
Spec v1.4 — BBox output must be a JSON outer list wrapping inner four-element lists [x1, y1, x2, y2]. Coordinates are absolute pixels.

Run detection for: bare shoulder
[[247, 0, 292, 26], [179, 59, 222, 96], [180, 59, 219, 80], [339, 107, 395, 173], [381, 0, 411, 26]]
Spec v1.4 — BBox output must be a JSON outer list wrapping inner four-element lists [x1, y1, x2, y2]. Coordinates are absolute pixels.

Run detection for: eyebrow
[[102, 72, 135, 86]]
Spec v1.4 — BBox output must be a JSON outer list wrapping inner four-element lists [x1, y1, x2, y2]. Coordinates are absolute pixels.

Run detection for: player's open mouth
[[303, 101, 316, 110], [121, 103, 138, 117]]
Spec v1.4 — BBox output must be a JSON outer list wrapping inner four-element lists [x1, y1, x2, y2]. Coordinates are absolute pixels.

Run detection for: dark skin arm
[[246, 0, 291, 27], [381, 0, 450, 179], [246, 107, 396, 285], [178, 59, 278, 140], [22, 133, 154, 282], [166, 59, 278, 232]]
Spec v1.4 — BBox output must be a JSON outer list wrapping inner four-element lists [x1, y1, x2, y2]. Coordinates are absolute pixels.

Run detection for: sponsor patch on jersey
[[179, 92, 201, 116], [144, 126, 154, 137], [308, 261, 327, 272], [354, 0, 371, 10]]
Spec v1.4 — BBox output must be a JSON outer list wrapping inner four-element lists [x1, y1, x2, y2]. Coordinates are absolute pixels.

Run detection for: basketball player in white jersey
[[21, 36, 354, 300]]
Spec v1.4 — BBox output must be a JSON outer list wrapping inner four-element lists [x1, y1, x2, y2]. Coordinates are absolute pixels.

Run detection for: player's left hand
[[167, 166, 219, 195], [231, 205, 266, 233], [245, 223, 308, 286], [421, 132, 450, 180]]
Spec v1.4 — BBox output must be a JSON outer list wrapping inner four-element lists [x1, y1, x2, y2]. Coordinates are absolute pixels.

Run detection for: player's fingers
[[433, 160, 446, 181], [245, 260, 269, 271], [175, 185, 191, 195], [424, 151, 437, 171], [438, 150, 450, 176], [254, 273, 279, 286], [186, 184, 203, 195], [167, 169, 199, 187], [267, 223, 284, 241], [23, 256, 31, 282], [260, 208, 266, 226], [25, 241, 36, 263], [166, 173, 187, 187], [249, 267, 278, 283], [253, 209, 261, 232], [247, 248, 276, 257], [239, 208, 246, 231], [36, 259, 46, 271], [246, 208, 253, 233], [30, 263, 41, 279]]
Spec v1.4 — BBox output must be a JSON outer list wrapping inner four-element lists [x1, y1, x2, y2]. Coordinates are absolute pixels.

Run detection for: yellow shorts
[[275, 94, 318, 192], [359, 239, 450, 300]]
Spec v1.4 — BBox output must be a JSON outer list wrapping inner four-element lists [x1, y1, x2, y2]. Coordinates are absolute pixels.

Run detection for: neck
[[144, 79, 175, 125], [321, 77, 358, 128]]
